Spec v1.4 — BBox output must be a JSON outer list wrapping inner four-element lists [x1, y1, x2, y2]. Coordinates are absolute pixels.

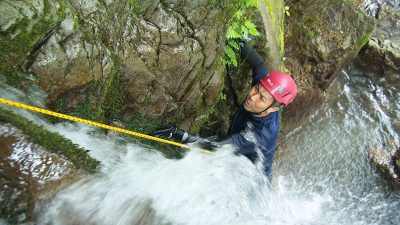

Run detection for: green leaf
[[244, 20, 260, 36], [224, 46, 238, 67], [245, 0, 259, 8], [285, 6, 290, 16], [226, 26, 241, 39], [234, 10, 243, 19], [241, 25, 249, 37], [220, 58, 228, 65], [232, 59, 238, 67], [229, 40, 239, 50], [231, 21, 240, 31], [224, 46, 236, 60]]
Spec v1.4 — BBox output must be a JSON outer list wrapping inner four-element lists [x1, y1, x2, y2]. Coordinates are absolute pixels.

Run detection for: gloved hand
[[231, 37, 246, 48], [150, 126, 188, 142]]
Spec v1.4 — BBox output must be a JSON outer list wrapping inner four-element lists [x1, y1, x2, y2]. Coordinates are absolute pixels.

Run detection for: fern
[[229, 41, 240, 51], [224, 45, 238, 66], [221, 0, 260, 67], [226, 23, 241, 39], [244, 20, 260, 36]]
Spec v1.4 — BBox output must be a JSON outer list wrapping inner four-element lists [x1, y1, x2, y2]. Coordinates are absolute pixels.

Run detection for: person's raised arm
[[239, 41, 269, 84]]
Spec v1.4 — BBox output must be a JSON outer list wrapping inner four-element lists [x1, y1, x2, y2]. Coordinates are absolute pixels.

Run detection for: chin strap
[[249, 100, 277, 116]]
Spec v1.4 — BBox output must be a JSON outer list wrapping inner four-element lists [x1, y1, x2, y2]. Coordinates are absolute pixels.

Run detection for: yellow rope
[[0, 97, 200, 151]]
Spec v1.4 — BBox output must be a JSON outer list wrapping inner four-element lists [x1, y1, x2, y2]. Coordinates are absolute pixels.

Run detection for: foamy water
[[36, 123, 332, 225]]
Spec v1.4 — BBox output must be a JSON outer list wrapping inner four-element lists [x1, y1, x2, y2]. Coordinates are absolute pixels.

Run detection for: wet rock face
[[122, 1, 225, 131], [0, 0, 61, 74], [369, 140, 400, 186], [285, 0, 376, 90], [357, 37, 400, 76], [22, 0, 226, 132], [355, 2, 400, 82], [31, 32, 110, 102], [281, 0, 376, 132], [0, 123, 86, 223]]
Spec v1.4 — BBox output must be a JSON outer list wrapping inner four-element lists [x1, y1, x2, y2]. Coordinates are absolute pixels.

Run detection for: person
[[151, 40, 297, 181]]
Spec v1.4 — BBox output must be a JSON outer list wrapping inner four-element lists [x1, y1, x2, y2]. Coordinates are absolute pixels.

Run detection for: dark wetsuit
[[228, 42, 280, 180]]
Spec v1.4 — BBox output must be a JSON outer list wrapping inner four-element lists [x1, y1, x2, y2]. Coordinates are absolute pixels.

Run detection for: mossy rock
[[0, 108, 100, 172], [0, 0, 67, 88]]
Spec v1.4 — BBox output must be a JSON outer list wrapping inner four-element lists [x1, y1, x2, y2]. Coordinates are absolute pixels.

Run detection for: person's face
[[243, 83, 278, 116]]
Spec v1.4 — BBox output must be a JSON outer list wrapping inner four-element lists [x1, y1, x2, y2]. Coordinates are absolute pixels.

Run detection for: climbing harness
[[0, 98, 209, 153]]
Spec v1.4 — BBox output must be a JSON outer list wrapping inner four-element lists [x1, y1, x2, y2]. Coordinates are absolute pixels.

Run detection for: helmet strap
[[251, 99, 279, 116]]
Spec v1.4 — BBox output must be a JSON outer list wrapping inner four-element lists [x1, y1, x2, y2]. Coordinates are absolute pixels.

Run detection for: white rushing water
[[1, 63, 400, 225], [34, 128, 333, 225]]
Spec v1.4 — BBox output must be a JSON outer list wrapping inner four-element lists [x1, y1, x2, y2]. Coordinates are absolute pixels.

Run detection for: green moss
[[264, 0, 286, 67], [51, 98, 67, 115], [125, 113, 163, 135], [46, 98, 69, 124], [100, 57, 127, 122], [291, 15, 323, 43], [59, 56, 126, 126], [127, 0, 141, 14], [124, 113, 184, 159], [0, 108, 100, 172], [75, 95, 99, 120], [211, 0, 243, 27], [0, 71, 31, 89], [305, 16, 323, 33], [357, 32, 373, 53], [49, 81, 98, 123], [189, 105, 215, 134], [0, 0, 67, 88]]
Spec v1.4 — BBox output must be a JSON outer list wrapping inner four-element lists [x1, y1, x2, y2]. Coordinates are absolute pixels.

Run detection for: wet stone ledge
[[0, 123, 87, 224]]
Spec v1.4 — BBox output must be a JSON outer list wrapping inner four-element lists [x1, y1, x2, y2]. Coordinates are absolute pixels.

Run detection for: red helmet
[[259, 71, 298, 106]]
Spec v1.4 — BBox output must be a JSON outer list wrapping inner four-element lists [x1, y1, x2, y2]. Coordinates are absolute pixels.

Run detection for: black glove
[[150, 126, 188, 142], [150, 126, 219, 151]]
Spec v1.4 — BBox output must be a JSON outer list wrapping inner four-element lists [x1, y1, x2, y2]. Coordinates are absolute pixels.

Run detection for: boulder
[[355, 2, 400, 83], [31, 32, 111, 102], [356, 37, 400, 76], [285, 0, 376, 90], [282, 0, 376, 133], [369, 140, 400, 186]]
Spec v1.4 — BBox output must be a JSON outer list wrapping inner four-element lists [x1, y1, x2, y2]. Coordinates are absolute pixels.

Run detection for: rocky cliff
[[0, 0, 233, 135], [0, 0, 377, 137]]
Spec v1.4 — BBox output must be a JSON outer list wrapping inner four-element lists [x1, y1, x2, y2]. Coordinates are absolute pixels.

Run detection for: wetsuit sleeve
[[231, 132, 258, 163], [239, 41, 268, 84]]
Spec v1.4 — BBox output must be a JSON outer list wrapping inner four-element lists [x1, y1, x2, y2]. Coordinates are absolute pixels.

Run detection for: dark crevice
[[226, 67, 240, 106], [24, 20, 61, 71], [143, 3, 163, 65]]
